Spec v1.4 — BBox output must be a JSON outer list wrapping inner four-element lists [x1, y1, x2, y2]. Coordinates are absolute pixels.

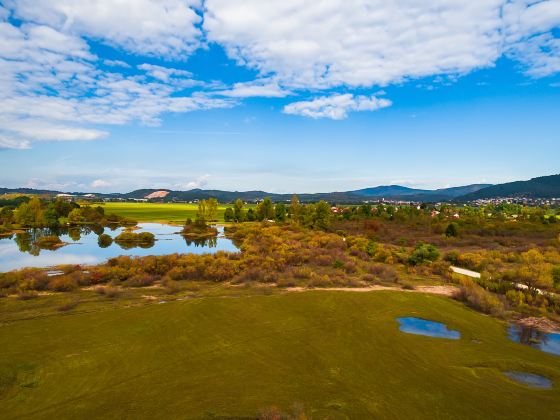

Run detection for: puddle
[[397, 317, 460, 340], [508, 325, 560, 356], [503, 372, 553, 389]]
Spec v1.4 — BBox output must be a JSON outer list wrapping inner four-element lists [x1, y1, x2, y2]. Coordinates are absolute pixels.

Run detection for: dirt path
[[285, 284, 458, 297]]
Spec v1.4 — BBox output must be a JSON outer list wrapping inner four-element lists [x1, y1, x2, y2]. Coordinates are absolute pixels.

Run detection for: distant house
[[431, 210, 440, 217], [331, 207, 340, 214], [452, 213, 460, 219], [56, 193, 75, 201], [450, 266, 481, 279]]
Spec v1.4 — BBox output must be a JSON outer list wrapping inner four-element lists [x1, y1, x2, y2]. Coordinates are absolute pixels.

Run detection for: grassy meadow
[[1, 290, 559, 419], [92, 202, 236, 223]]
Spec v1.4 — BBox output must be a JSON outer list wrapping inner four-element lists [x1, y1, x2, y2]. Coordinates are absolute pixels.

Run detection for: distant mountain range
[[2, 174, 559, 203], [460, 174, 560, 200]]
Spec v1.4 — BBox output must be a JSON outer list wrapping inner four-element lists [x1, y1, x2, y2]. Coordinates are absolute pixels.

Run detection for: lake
[[0, 223, 238, 272]]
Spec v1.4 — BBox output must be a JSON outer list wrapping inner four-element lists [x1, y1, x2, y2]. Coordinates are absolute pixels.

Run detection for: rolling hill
[[459, 174, 560, 200]]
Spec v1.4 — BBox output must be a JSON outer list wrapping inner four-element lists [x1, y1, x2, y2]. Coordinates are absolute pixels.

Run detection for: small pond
[[0, 224, 238, 272], [397, 317, 461, 340], [508, 325, 560, 356], [503, 372, 553, 389]]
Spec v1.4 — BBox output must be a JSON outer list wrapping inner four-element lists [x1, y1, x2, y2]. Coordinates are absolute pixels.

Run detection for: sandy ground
[[516, 317, 560, 334], [285, 284, 458, 297]]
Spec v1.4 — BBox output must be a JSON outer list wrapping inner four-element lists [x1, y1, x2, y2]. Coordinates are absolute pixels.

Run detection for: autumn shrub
[[125, 274, 157, 288], [95, 286, 120, 298], [17, 290, 38, 300], [161, 277, 182, 294], [48, 276, 78, 292], [456, 278, 505, 316]]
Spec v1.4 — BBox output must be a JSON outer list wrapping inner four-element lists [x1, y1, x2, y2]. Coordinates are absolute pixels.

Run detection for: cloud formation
[[0, 0, 559, 148], [6, 0, 203, 58], [205, 0, 559, 87], [0, 13, 234, 149], [283, 94, 392, 120]]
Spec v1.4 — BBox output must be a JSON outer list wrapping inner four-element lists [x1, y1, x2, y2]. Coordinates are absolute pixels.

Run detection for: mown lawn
[[1, 291, 559, 419], [93, 202, 235, 223]]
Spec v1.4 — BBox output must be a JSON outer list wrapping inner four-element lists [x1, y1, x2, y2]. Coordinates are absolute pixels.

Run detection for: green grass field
[[93, 202, 236, 223], [1, 291, 559, 419]]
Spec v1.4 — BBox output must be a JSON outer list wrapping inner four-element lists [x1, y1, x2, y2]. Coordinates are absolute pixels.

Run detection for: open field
[[93, 202, 241, 223], [1, 290, 559, 419]]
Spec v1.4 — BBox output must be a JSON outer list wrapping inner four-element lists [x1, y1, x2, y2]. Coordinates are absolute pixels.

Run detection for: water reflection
[[183, 235, 218, 248], [397, 317, 461, 340], [503, 371, 553, 389], [508, 325, 560, 356], [0, 223, 238, 272]]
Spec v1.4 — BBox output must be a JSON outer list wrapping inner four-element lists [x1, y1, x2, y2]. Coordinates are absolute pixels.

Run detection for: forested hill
[[459, 174, 560, 200]]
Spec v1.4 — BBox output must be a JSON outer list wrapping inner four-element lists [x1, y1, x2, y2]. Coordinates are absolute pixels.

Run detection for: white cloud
[[205, 0, 505, 88], [91, 179, 111, 188], [283, 94, 391, 120], [138, 63, 193, 82], [215, 78, 290, 97], [104, 59, 130, 68], [6, 0, 203, 58], [503, 1, 560, 77], [205, 0, 560, 88], [0, 135, 30, 149], [180, 174, 210, 190], [0, 20, 235, 148]]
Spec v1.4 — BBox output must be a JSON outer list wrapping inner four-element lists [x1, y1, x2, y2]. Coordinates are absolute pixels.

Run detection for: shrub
[[125, 274, 156, 288], [48, 276, 78, 292], [445, 222, 459, 237], [408, 243, 440, 266], [95, 286, 120, 298], [456, 279, 505, 316], [17, 290, 38, 300]]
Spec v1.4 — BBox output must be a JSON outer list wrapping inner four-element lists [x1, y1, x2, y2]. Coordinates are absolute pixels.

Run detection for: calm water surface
[[0, 223, 238, 272], [508, 325, 560, 356], [397, 317, 461, 340], [503, 372, 553, 389]]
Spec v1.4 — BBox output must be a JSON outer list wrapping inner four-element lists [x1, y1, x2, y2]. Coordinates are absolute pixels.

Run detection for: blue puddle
[[508, 325, 560, 356], [503, 372, 553, 389], [397, 317, 461, 340]]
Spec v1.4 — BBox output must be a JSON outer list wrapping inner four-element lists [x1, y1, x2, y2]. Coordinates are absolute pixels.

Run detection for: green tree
[[275, 203, 287, 222], [517, 249, 554, 292], [14, 197, 45, 227], [246, 208, 256, 221], [233, 199, 245, 222], [68, 208, 84, 224], [289, 195, 301, 224], [257, 198, 274, 221], [552, 266, 560, 288], [313, 200, 332, 230], [196, 200, 207, 224], [408, 243, 440, 265], [206, 198, 218, 222], [445, 222, 459, 237], [224, 207, 234, 222]]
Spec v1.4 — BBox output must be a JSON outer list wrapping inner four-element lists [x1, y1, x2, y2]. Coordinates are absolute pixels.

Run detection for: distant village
[[50, 190, 560, 209]]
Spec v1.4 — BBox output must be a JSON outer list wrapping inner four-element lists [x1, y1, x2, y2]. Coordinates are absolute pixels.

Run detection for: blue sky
[[0, 1, 559, 193]]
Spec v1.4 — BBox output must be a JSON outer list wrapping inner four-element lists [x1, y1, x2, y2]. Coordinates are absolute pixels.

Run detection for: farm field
[[92, 202, 240, 223], [1, 290, 559, 419]]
